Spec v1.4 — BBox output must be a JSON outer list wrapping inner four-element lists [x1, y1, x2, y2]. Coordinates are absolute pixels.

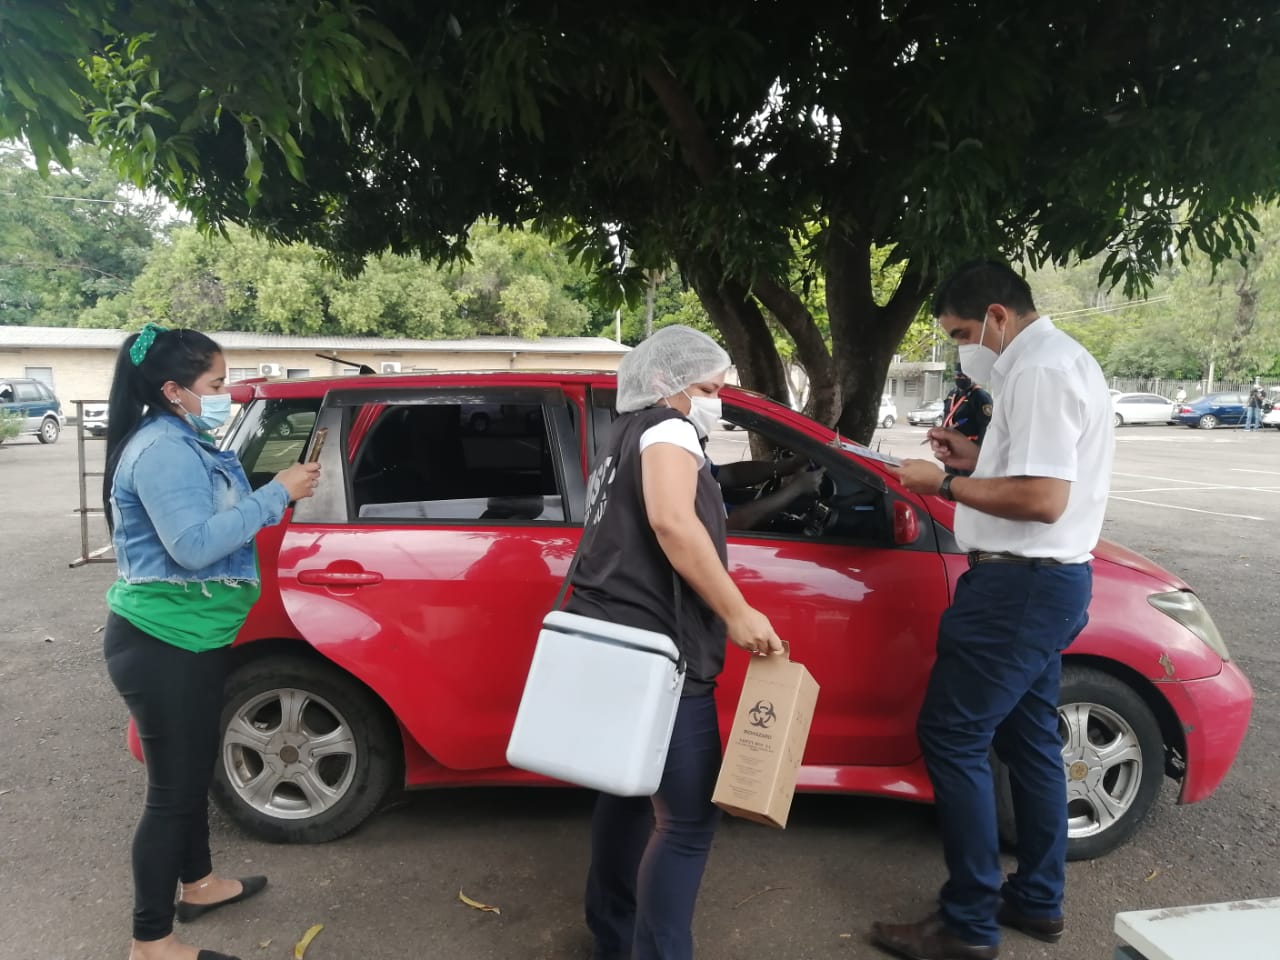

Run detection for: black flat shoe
[[196, 951, 242, 960], [176, 876, 268, 922]]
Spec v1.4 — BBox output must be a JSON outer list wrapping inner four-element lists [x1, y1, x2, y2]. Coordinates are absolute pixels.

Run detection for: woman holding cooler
[[102, 323, 319, 960], [567, 325, 785, 960]]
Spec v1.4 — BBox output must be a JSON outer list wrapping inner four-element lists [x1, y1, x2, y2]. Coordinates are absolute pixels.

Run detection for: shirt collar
[[990, 315, 1053, 393]]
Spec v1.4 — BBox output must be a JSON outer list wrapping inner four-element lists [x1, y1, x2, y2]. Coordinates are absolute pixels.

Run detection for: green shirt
[[107, 576, 261, 652]]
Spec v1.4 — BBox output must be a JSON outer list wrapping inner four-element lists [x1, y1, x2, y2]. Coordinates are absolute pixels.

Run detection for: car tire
[[933, 416, 944, 427], [1113, 413, 1124, 428], [38, 417, 60, 444], [211, 656, 400, 844], [1198, 414, 1218, 430], [995, 665, 1164, 862], [882, 416, 895, 429]]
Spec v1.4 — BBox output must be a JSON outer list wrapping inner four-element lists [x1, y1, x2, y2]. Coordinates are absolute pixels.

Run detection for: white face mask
[[683, 392, 722, 438], [955, 313, 1004, 387]]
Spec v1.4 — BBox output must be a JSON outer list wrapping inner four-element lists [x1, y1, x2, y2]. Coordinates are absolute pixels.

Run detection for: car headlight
[[1147, 591, 1231, 661]]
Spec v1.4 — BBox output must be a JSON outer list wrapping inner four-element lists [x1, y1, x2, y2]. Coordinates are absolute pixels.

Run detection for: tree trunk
[[686, 265, 790, 405], [750, 276, 840, 425], [644, 269, 659, 338], [825, 231, 932, 443]]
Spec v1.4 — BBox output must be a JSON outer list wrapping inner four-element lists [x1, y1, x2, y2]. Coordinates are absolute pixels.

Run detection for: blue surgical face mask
[[182, 386, 233, 432]]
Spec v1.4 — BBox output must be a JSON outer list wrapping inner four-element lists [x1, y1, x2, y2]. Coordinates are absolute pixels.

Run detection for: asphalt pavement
[[1, 422, 1277, 960]]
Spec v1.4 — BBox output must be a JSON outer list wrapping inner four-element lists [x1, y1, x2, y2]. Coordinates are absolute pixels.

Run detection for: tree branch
[[640, 61, 720, 185]]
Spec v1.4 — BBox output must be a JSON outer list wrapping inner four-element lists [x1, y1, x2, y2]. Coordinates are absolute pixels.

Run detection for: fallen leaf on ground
[[459, 890, 501, 915], [0, 788, 12, 797], [294, 924, 323, 958], [258, 939, 272, 949], [1144, 868, 1159, 882]]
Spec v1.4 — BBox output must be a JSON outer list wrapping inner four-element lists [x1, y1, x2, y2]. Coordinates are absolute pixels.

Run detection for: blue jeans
[[1244, 407, 1261, 429], [585, 694, 722, 960], [917, 561, 1092, 945]]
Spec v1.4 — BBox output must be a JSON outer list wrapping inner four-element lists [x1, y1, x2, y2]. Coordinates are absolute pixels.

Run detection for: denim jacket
[[111, 413, 290, 584]]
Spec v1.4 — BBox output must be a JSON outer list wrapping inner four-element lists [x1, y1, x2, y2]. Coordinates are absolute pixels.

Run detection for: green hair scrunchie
[[129, 322, 168, 366]]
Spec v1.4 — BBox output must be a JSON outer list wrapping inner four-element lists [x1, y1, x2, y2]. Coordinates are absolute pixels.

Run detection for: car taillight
[[1179, 406, 1192, 414]]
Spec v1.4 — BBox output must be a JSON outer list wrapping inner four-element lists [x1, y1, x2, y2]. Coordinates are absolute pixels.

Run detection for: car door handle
[[297, 569, 384, 587]]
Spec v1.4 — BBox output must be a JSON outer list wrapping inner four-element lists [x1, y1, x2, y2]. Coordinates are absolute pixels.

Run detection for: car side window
[[714, 407, 890, 545], [233, 398, 322, 490], [352, 401, 569, 523], [0, 383, 13, 403], [15, 382, 39, 401]]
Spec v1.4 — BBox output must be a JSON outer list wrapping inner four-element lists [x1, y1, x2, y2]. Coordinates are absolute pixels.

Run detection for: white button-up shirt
[[954, 317, 1114, 564]]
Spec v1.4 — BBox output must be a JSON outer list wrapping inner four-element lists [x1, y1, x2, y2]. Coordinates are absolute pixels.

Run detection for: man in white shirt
[[872, 261, 1114, 960]]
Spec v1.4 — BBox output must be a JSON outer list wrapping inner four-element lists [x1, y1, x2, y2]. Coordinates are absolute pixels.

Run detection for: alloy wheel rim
[[224, 687, 358, 820], [1059, 701, 1143, 839]]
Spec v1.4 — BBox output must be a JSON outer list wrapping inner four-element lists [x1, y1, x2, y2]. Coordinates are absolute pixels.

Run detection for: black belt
[[967, 550, 1063, 568]]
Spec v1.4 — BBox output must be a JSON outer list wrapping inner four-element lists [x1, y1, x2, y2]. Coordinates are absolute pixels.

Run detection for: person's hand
[[275, 461, 321, 500], [926, 427, 979, 473], [726, 605, 785, 656], [776, 454, 806, 477], [895, 459, 946, 496], [784, 466, 825, 497]]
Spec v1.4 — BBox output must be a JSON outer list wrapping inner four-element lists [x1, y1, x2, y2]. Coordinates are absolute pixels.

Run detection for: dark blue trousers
[[917, 561, 1092, 945], [585, 693, 722, 960]]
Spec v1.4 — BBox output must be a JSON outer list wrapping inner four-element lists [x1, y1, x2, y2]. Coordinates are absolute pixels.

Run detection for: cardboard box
[[712, 650, 819, 828]]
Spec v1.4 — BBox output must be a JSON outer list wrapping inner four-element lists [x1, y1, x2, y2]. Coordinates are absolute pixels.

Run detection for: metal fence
[[1106, 377, 1257, 398]]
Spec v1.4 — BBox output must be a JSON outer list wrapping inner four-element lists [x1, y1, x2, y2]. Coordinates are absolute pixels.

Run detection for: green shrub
[[0, 411, 22, 443]]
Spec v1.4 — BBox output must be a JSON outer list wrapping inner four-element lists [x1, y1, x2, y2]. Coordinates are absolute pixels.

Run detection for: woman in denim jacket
[[102, 325, 319, 960]]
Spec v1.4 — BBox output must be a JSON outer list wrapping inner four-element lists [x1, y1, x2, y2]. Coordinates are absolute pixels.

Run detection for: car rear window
[[351, 400, 568, 523]]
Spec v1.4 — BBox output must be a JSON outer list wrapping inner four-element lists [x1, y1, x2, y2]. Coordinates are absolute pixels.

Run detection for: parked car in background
[[908, 399, 947, 426], [120, 373, 1252, 863], [1262, 405, 1280, 429], [1173, 394, 1248, 429], [0, 378, 64, 443], [879, 395, 898, 428], [1112, 392, 1175, 427], [81, 403, 109, 437]]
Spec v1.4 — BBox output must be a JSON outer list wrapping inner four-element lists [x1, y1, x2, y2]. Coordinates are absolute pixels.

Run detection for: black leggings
[[104, 613, 228, 941]]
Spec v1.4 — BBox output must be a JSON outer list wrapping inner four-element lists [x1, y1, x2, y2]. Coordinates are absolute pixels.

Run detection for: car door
[[277, 385, 586, 772], [12, 381, 43, 431], [1214, 394, 1245, 424], [0, 381, 16, 427], [1134, 394, 1169, 423], [592, 391, 953, 770]]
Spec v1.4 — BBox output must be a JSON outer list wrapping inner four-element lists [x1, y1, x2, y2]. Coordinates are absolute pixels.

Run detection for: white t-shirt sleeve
[[1001, 366, 1084, 481], [638, 418, 705, 466]]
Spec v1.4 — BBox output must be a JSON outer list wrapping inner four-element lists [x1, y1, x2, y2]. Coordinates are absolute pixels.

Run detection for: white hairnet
[[616, 325, 731, 413]]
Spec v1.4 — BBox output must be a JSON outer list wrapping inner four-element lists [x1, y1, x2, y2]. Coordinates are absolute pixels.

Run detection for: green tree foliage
[[5, 3, 1280, 438], [0, 143, 163, 324], [78, 220, 601, 339]]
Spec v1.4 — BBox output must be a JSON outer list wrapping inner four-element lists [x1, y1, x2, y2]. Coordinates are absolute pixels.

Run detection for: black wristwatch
[[939, 475, 956, 501]]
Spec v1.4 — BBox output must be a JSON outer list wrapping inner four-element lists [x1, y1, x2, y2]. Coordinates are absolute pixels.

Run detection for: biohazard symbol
[[749, 699, 777, 729]]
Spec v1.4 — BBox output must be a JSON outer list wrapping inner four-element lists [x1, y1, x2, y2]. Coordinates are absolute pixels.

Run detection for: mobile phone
[[306, 427, 329, 463]]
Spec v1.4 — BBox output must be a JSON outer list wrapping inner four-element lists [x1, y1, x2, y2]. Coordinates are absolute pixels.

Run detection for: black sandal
[[176, 876, 268, 922]]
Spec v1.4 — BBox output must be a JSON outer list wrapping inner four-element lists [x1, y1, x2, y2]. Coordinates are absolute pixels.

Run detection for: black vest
[[566, 406, 728, 696]]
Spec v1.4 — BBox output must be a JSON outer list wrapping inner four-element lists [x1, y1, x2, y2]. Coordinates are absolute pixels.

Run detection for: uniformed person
[[942, 367, 993, 476]]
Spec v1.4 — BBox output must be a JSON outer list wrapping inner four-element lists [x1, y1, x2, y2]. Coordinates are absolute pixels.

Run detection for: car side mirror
[[892, 500, 920, 545]]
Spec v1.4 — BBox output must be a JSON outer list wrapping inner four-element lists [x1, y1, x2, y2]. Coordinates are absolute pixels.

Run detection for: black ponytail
[[103, 328, 223, 530]]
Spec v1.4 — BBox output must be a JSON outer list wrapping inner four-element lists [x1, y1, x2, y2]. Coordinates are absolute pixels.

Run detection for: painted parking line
[[1110, 486, 1280, 495], [1112, 471, 1221, 487], [1231, 468, 1280, 477], [1107, 495, 1266, 521]]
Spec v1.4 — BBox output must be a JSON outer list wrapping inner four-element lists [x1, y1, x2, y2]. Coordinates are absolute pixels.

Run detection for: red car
[[126, 372, 1251, 860]]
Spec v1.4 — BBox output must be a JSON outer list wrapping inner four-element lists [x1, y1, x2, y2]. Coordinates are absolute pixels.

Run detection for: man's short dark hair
[[932, 260, 1036, 320]]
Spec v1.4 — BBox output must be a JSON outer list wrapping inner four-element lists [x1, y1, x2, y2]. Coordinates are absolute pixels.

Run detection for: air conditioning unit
[[259, 363, 283, 377], [380, 361, 402, 374]]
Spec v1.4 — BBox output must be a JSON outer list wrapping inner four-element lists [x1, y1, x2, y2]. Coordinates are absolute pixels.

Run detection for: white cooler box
[[506, 610, 684, 796]]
